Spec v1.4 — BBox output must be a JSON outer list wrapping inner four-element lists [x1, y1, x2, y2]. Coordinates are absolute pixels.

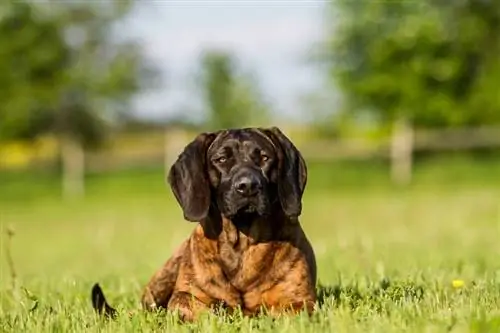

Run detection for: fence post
[[60, 135, 85, 199], [390, 117, 414, 185]]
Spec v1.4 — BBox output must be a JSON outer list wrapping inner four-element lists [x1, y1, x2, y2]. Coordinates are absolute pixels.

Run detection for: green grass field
[[1, 156, 500, 332]]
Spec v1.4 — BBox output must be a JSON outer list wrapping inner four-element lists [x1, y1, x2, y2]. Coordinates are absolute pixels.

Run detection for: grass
[[1, 156, 500, 332]]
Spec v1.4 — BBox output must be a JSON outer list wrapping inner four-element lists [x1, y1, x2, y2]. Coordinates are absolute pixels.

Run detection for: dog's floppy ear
[[167, 132, 217, 222], [262, 127, 307, 218]]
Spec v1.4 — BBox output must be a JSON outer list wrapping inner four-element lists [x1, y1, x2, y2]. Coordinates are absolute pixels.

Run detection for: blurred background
[[1, 0, 500, 296]]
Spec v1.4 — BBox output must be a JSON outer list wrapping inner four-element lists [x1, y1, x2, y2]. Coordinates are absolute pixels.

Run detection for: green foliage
[[0, 2, 68, 140], [326, 0, 500, 128], [231, 73, 271, 127], [0, 0, 154, 148], [201, 52, 234, 129], [200, 51, 270, 130]]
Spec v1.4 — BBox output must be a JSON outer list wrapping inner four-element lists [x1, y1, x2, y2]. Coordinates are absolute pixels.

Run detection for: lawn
[[1, 156, 500, 332]]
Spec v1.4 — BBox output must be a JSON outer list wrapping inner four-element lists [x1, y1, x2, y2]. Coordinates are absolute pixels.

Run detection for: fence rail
[[285, 127, 500, 159], [1, 125, 500, 196]]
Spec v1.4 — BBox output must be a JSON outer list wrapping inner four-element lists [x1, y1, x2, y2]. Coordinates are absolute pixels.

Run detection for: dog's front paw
[[176, 306, 195, 322], [168, 291, 199, 322]]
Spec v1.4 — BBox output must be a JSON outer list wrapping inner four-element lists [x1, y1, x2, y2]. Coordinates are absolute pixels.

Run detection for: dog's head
[[168, 127, 307, 223]]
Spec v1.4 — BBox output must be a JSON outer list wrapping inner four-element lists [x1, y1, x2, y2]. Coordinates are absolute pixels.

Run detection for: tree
[[0, 1, 68, 141], [0, 1, 155, 198], [324, 0, 500, 129], [231, 72, 271, 127], [200, 51, 270, 130]]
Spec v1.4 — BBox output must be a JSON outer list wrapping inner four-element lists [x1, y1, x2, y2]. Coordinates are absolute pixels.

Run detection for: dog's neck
[[221, 214, 275, 245], [230, 212, 260, 230], [200, 208, 290, 243]]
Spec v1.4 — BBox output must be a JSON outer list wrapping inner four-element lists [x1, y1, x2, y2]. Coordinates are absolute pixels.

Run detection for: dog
[[92, 127, 317, 321]]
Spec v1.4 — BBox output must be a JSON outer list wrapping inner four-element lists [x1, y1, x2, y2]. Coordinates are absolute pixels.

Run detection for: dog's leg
[[260, 280, 316, 316], [167, 291, 211, 322], [141, 240, 187, 310], [91, 283, 118, 318], [243, 255, 317, 317]]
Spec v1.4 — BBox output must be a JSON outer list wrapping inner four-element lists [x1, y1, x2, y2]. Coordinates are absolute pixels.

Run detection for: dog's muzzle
[[222, 168, 270, 217]]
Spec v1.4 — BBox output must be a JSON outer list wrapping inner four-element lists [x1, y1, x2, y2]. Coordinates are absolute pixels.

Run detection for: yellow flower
[[452, 279, 465, 288]]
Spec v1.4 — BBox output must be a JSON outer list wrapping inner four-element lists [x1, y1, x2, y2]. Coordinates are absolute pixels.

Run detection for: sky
[[122, 1, 329, 122]]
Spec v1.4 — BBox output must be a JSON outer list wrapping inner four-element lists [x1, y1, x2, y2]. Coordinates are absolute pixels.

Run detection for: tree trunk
[[60, 135, 85, 199], [390, 117, 414, 186]]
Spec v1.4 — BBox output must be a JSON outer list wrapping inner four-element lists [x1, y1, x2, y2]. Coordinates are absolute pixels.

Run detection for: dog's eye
[[215, 156, 227, 164], [261, 154, 269, 162]]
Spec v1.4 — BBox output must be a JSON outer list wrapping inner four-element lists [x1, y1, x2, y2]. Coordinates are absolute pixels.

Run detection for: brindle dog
[[91, 127, 317, 321]]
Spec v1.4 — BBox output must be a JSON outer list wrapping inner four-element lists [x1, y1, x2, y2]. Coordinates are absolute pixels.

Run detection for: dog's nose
[[234, 175, 262, 197]]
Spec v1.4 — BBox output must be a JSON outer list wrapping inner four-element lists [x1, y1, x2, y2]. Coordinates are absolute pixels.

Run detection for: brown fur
[[92, 127, 317, 321]]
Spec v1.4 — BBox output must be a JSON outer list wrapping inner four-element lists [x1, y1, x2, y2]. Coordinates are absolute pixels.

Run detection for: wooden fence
[[1, 125, 500, 197]]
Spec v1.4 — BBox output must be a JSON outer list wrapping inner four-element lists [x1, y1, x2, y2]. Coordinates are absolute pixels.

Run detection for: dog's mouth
[[227, 203, 258, 219], [221, 190, 271, 224], [224, 202, 268, 227], [239, 203, 257, 214], [237, 199, 271, 216]]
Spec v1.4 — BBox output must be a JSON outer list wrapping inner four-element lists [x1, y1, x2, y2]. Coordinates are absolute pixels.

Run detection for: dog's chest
[[217, 225, 274, 290]]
